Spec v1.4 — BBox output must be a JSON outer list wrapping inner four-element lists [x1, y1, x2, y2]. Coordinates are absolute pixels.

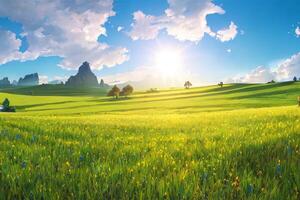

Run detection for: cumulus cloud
[[228, 52, 300, 83], [276, 52, 300, 80], [0, 0, 129, 69], [0, 30, 22, 64], [39, 75, 48, 84], [129, 0, 237, 43], [295, 26, 300, 37], [117, 26, 124, 32], [216, 22, 238, 42], [130, 11, 163, 40]]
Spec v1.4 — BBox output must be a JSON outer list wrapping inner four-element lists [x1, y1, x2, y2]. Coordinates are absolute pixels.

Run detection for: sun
[[154, 48, 183, 77]]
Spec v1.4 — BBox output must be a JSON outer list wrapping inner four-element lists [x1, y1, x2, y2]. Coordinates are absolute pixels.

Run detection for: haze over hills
[[0, 61, 110, 89]]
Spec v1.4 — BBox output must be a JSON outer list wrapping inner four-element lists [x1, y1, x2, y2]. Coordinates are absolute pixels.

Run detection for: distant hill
[[18, 73, 39, 86], [0, 77, 11, 88], [65, 62, 99, 87]]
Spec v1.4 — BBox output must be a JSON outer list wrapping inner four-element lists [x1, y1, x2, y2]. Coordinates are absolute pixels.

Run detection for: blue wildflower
[[201, 172, 208, 183], [15, 134, 21, 140], [31, 135, 36, 143], [79, 155, 84, 162], [246, 184, 254, 195], [276, 164, 281, 175], [21, 161, 27, 169]]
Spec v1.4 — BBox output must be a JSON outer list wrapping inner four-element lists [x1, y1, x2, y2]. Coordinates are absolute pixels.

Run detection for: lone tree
[[1, 98, 15, 112], [2, 98, 10, 109], [120, 85, 134, 97], [293, 76, 298, 82], [107, 85, 120, 99], [218, 82, 224, 87], [184, 81, 192, 89]]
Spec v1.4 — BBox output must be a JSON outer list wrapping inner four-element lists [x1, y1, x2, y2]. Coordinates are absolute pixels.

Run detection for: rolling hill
[[0, 81, 299, 115]]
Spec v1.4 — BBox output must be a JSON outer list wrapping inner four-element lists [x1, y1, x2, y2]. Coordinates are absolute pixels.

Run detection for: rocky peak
[[65, 62, 99, 87], [18, 73, 39, 86], [78, 61, 93, 74]]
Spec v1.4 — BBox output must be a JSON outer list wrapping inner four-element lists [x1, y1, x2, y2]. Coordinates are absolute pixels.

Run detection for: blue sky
[[0, 0, 300, 86]]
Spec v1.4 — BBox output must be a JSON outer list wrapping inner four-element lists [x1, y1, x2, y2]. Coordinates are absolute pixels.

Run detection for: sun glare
[[155, 48, 183, 77]]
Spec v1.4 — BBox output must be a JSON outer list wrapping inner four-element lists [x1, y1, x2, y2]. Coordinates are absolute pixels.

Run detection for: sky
[[0, 0, 300, 88]]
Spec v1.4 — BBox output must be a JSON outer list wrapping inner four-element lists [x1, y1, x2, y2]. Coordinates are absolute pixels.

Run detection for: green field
[[0, 83, 299, 199]]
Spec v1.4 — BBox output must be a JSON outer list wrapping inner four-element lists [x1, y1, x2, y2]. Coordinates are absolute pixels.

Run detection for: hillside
[[0, 84, 109, 97], [0, 82, 299, 115], [0, 82, 299, 199]]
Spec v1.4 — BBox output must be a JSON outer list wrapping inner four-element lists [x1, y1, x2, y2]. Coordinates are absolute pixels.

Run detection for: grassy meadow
[[0, 82, 299, 199]]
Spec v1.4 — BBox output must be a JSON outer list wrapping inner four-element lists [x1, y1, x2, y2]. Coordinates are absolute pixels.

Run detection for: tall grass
[[0, 106, 299, 199]]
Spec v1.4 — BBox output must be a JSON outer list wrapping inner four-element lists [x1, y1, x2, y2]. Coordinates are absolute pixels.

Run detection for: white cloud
[[0, 0, 129, 69], [117, 26, 124, 32], [228, 52, 300, 83], [295, 26, 300, 37], [276, 52, 300, 80], [241, 66, 276, 83], [129, 0, 237, 43], [130, 11, 163, 40], [216, 22, 238, 42], [39, 75, 48, 84], [53, 75, 68, 82], [0, 30, 22, 64], [227, 49, 232, 53]]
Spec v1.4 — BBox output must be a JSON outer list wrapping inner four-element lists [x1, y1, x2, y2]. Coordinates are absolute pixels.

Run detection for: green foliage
[[120, 85, 134, 97], [1, 98, 15, 112], [2, 98, 9, 108], [293, 76, 297, 82], [107, 85, 120, 99], [184, 81, 192, 89]]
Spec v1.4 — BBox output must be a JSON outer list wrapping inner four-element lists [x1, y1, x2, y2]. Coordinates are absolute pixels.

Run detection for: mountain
[[12, 80, 18, 86], [99, 79, 110, 88], [0, 77, 11, 88], [65, 62, 99, 87], [18, 73, 39, 86]]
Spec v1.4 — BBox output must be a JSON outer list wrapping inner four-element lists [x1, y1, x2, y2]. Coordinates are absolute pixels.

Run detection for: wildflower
[[201, 172, 208, 183], [21, 161, 27, 169], [232, 176, 240, 189], [31, 136, 36, 143], [79, 155, 84, 162], [66, 161, 71, 168], [15, 134, 21, 140], [276, 164, 281, 175], [246, 184, 254, 195]]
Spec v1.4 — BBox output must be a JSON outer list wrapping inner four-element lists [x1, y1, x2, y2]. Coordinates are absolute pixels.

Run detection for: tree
[[1, 98, 15, 112], [184, 81, 192, 89], [2, 98, 9, 109], [218, 82, 224, 87], [267, 80, 276, 84], [107, 85, 120, 99], [120, 85, 134, 97], [293, 76, 297, 82]]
